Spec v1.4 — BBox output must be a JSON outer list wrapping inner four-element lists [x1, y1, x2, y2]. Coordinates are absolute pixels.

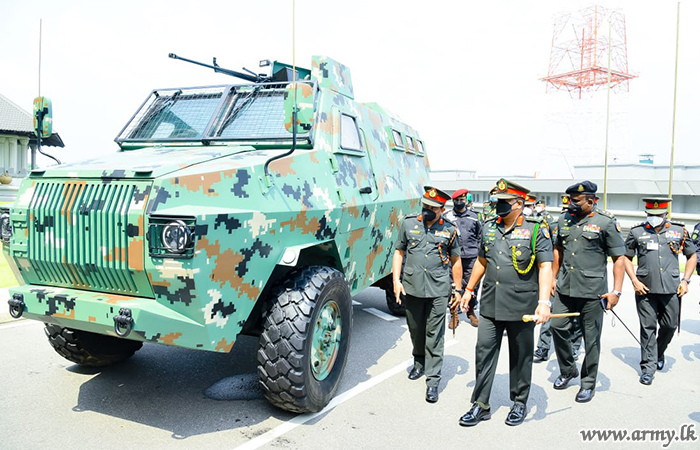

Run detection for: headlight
[[161, 220, 192, 254], [0, 212, 12, 244]]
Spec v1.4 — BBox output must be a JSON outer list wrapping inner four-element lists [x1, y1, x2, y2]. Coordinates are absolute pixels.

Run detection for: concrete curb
[[0, 311, 23, 324]]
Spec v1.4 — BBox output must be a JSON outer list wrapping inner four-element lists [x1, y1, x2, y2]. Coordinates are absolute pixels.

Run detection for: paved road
[[1, 272, 699, 450]]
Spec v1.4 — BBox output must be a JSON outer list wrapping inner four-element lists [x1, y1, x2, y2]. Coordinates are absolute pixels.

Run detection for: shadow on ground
[[70, 288, 406, 439]]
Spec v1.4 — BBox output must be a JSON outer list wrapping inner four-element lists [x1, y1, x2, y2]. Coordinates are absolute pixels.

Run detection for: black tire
[[257, 266, 352, 413], [44, 323, 143, 367], [385, 288, 406, 316]]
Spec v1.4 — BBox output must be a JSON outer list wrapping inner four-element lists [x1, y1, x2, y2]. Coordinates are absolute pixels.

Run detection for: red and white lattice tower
[[541, 5, 636, 99]]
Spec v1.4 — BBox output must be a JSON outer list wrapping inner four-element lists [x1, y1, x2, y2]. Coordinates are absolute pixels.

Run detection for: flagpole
[[668, 2, 681, 217], [603, 18, 612, 210]]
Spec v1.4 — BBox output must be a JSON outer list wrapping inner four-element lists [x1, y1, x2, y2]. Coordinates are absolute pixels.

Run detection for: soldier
[[523, 195, 535, 216], [693, 223, 700, 275], [458, 179, 553, 427], [444, 188, 482, 327], [622, 198, 697, 385], [533, 197, 584, 363], [393, 186, 462, 403], [550, 181, 626, 404], [481, 186, 499, 223]]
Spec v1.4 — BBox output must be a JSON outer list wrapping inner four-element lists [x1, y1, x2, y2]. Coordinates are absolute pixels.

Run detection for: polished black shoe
[[575, 388, 595, 403], [533, 348, 548, 363], [657, 359, 665, 371], [459, 403, 491, 427], [408, 366, 424, 380], [426, 386, 438, 403], [553, 371, 579, 390], [505, 403, 527, 426], [639, 373, 654, 385]]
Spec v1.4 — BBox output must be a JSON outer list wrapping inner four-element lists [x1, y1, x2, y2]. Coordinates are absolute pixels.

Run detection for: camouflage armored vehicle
[[2, 54, 429, 413]]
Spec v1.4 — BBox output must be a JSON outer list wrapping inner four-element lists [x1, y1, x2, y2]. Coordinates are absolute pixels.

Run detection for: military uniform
[[395, 188, 460, 390], [445, 188, 482, 326], [551, 182, 626, 395], [534, 202, 583, 362], [692, 223, 700, 275], [624, 198, 697, 381], [465, 179, 553, 424]]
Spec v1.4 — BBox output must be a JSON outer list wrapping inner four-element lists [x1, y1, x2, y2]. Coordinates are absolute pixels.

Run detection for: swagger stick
[[522, 312, 580, 322]]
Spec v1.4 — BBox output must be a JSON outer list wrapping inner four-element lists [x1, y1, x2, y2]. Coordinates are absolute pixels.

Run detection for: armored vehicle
[[2, 55, 429, 413]]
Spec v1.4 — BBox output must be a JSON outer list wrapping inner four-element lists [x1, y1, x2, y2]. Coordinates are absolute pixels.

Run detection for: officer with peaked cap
[[393, 186, 462, 403], [550, 180, 626, 403], [458, 179, 553, 427], [444, 188, 482, 327], [622, 198, 697, 385], [692, 222, 700, 275]]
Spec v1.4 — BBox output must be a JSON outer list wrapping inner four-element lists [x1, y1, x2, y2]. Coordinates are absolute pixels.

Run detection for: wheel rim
[[311, 300, 342, 381]]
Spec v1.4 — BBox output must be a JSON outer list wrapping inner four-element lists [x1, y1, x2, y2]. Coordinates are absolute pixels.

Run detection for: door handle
[[359, 186, 372, 194]]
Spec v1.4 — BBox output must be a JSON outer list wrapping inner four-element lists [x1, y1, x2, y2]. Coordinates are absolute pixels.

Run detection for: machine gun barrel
[[168, 53, 261, 83]]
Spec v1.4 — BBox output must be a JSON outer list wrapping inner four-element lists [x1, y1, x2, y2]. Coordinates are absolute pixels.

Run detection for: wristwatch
[[682, 278, 692, 283], [538, 300, 552, 308], [612, 290, 622, 297]]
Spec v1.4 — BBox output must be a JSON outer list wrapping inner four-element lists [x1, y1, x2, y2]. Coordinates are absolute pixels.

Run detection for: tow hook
[[8, 293, 25, 319], [113, 308, 134, 337]]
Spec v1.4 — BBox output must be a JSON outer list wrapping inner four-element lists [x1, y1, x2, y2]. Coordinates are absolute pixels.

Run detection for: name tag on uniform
[[409, 230, 421, 235], [511, 229, 531, 240], [647, 241, 659, 250]]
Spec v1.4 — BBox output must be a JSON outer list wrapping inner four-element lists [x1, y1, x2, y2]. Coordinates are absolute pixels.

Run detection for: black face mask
[[496, 200, 514, 218], [453, 200, 466, 210], [422, 208, 437, 222], [567, 201, 584, 216]]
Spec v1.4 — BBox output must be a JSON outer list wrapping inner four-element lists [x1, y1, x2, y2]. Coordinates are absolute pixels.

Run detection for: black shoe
[[459, 403, 491, 427], [575, 388, 595, 403], [408, 366, 424, 380], [533, 348, 549, 363], [505, 403, 527, 426], [426, 386, 438, 403], [639, 373, 654, 385], [553, 371, 579, 390], [657, 359, 665, 371]]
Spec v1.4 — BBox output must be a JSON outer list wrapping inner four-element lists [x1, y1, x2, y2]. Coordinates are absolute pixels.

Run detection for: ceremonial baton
[[600, 297, 642, 347], [522, 312, 580, 322]]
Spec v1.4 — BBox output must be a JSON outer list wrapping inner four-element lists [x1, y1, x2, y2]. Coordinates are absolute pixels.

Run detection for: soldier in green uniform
[[622, 198, 697, 385], [393, 186, 462, 403], [458, 179, 553, 427], [550, 181, 626, 404], [533, 197, 583, 363], [481, 186, 499, 223], [692, 223, 700, 275]]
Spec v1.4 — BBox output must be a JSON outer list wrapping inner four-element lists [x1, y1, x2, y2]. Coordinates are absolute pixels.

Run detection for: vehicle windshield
[[115, 82, 313, 144]]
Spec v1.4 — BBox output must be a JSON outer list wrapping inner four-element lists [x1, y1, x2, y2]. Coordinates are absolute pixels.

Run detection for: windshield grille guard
[[115, 81, 316, 146]]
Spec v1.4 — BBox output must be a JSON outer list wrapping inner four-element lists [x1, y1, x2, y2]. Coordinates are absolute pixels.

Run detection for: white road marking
[[352, 300, 361, 306], [401, 324, 409, 329], [362, 307, 398, 322], [233, 340, 459, 450]]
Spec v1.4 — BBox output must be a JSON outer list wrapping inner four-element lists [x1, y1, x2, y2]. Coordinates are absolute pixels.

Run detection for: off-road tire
[[44, 323, 143, 367], [257, 266, 352, 413], [385, 288, 406, 316]]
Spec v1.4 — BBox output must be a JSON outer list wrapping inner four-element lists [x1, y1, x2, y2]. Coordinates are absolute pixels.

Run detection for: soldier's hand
[[632, 279, 649, 296], [601, 292, 620, 310], [678, 280, 689, 297], [449, 292, 462, 309], [460, 291, 471, 314], [551, 279, 557, 297], [394, 281, 406, 305], [534, 304, 551, 324]]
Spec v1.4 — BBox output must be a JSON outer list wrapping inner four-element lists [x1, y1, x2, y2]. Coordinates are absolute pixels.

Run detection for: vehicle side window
[[406, 136, 416, 154], [340, 114, 362, 151], [416, 139, 425, 156], [392, 129, 404, 149]]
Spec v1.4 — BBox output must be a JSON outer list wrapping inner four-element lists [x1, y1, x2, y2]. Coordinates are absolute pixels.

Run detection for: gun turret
[[168, 53, 268, 83]]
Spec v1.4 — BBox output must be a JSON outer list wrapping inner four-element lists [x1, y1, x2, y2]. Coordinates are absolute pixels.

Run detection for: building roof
[[0, 93, 64, 147], [0, 93, 33, 133]]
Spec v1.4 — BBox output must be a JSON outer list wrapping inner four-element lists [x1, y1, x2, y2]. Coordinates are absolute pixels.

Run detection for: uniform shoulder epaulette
[[485, 216, 498, 224], [405, 213, 419, 220], [631, 222, 645, 229], [525, 215, 543, 223], [596, 209, 615, 219], [670, 220, 686, 228]]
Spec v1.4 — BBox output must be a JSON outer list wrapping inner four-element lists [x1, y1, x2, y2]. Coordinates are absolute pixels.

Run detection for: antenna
[[38, 19, 42, 96]]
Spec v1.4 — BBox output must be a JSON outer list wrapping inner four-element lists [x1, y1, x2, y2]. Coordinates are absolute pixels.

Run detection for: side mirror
[[284, 83, 314, 134], [33, 97, 53, 138]]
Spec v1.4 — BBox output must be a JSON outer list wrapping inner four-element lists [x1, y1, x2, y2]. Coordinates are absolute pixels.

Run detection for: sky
[[1, 0, 698, 178]]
